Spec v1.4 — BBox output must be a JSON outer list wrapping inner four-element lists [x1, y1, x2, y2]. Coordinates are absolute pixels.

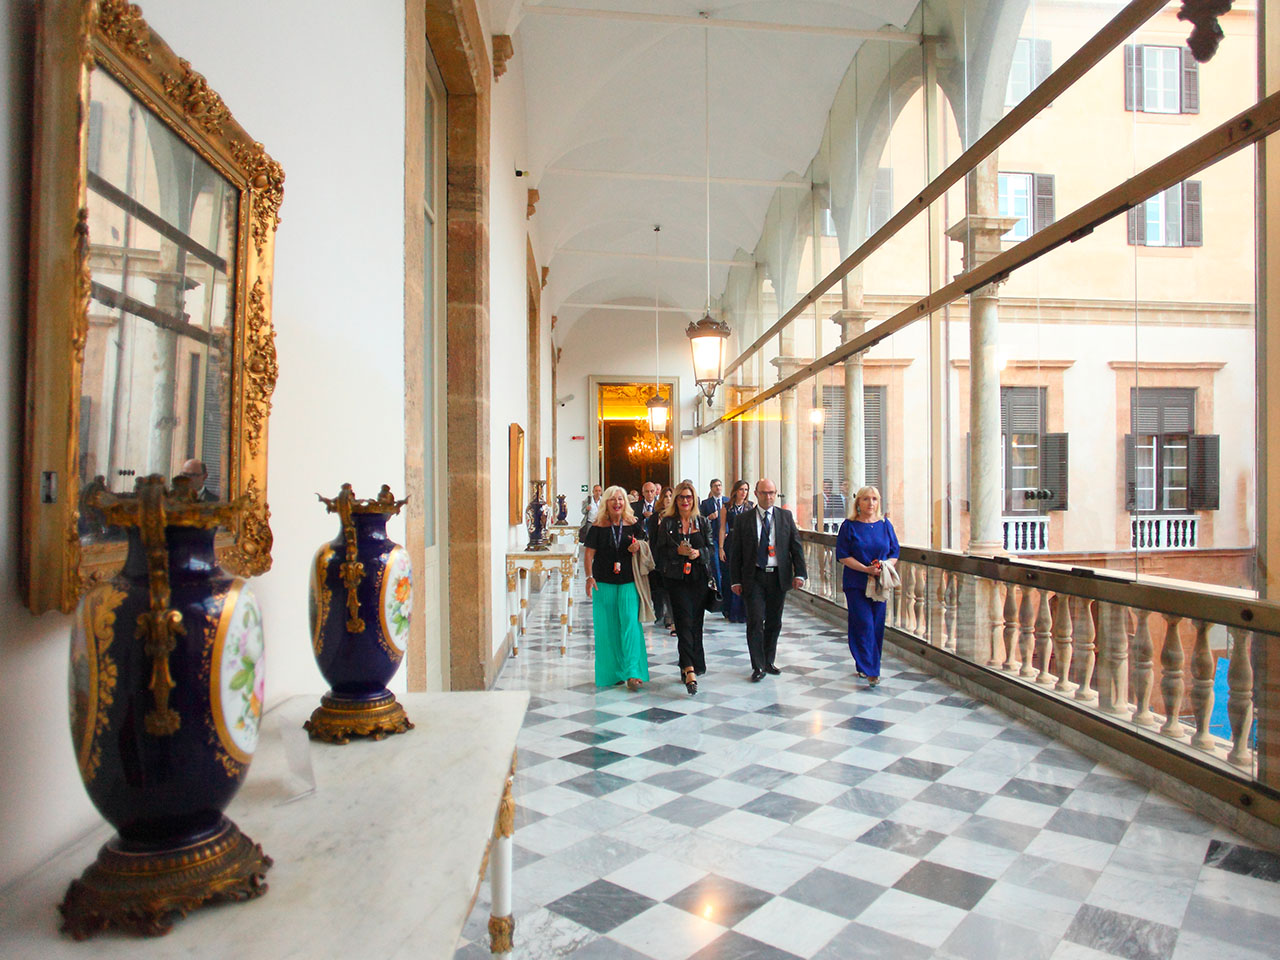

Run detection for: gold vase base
[[304, 691, 414, 744], [59, 818, 271, 940]]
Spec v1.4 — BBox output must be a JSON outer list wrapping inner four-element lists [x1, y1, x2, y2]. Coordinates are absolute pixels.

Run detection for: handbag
[[704, 575, 723, 613]]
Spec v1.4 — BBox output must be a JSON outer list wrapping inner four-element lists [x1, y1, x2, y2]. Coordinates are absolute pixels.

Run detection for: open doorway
[[593, 380, 676, 493]]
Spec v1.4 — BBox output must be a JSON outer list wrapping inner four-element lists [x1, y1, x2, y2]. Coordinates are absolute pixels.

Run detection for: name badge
[[613, 561, 621, 574], [768, 544, 776, 558]]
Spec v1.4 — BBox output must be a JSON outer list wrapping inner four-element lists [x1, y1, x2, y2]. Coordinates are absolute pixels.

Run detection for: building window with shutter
[[1126, 181, 1202, 247], [821, 383, 886, 497], [999, 172, 1055, 241], [1125, 387, 1219, 513], [1006, 38, 1052, 107], [1124, 44, 1199, 114], [1002, 387, 1045, 513]]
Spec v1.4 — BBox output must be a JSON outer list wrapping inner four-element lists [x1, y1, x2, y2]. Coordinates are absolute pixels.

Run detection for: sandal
[[856, 669, 867, 679], [683, 667, 698, 696], [868, 676, 880, 687], [626, 677, 642, 691]]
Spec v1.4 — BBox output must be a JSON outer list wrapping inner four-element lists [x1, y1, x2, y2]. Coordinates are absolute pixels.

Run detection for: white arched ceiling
[[512, 1, 920, 343]]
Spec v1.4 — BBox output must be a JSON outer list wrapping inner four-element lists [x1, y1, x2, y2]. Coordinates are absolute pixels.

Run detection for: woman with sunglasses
[[652, 480, 713, 694]]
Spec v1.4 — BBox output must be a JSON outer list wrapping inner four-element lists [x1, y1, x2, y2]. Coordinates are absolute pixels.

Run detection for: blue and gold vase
[[555, 494, 569, 524], [61, 476, 270, 939], [524, 480, 551, 551], [306, 484, 414, 743]]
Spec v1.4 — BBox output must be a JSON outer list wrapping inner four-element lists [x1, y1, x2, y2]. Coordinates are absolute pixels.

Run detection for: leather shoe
[[764, 664, 780, 675], [750, 669, 765, 682]]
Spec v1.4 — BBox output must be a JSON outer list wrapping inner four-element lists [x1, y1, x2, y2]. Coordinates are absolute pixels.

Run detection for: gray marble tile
[[893, 859, 995, 910], [1131, 800, 1219, 837], [1045, 807, 1130, 844], [1181, 892, 1280, 955], [998, 776, 1074, 806], [1064, 903, 1179, 960], [779, 866, 885, 920], [915, 782, 992, 813], [857, 819, 946, 858], [726, 763, 797, 790], [740, 791, 821, 824], [650, 794, 733, 827], [829, 786, 905, 818], [688, 929, 806, 960], [644, 768, 718, 793], [1002, 853, 1102, 900], [1202, 839, 1280, 882]]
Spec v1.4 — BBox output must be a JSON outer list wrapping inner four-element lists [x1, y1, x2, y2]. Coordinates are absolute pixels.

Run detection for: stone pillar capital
[[945, 215, 1021, 274], [829, 308, 876, 343], [771, 356, 814, 381]]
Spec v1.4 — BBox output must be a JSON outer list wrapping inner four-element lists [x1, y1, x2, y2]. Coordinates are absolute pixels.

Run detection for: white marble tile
[[606, 782, 683, 813], [1194, 867, 1280, 918], [925, 835, 1021, 880], [1048, 941, 1126, 960], [857, 771, 931, 800], [512, 856, 599, 906], [771, 774, 851, 805], [936, 765, 1012, 794], [760, 825, 847, 863], [603, 813, 694, 852], [607, 902, 725, 960], [1019, 761, 1093, 789], [904, 743, 971, 766], [550, 835, 650, 877], [887, 799, 973, 834], [1118, 822, 1212, 863], [713, 843, 825, 895], [502, 906, 598, 958], [734, 896, 849, 955], [973, 881, 1084, 941], [701, 809, 789, 844], [975, 795, 1059, 828], [822, 841, 917, 885], [794, 805, 882, 841], [855, 888, 968, 948], [606, 757, 676, 782], [605, 853, 708, 902], [1024, 830, 1117, 872], [829, 746, 898, 770], [521, 783, 597, 817], [1171, 929, 1276, 960], [1060, 786, 1143, 819], [1086, 866, 1195, 927], [759, 750, 826, 774], [513, 815, 599, 856]]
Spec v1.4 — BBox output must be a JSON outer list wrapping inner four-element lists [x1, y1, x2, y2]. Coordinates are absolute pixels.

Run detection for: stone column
[[946, 157, 1018, 558], [772, 357, 811, 513], [830, 309, 874, 492]]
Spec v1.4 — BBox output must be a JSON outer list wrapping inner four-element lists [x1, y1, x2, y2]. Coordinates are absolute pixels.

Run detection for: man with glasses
[[728, 479, 807, 681]]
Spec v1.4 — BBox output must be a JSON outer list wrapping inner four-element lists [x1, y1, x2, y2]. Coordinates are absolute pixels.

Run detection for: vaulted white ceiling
[[503, 1, 920, 342]]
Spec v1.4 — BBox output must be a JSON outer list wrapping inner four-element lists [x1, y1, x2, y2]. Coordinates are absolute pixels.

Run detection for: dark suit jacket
[[728, 506, 807, 595]]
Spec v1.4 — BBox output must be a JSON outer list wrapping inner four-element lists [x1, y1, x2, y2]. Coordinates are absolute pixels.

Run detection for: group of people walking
[[582, 478, 900, 695]]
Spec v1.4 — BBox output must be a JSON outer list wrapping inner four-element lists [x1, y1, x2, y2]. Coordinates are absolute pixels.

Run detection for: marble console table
[[0, 691, 528, 959], [547, 523, 579, 547], [505, 542, 579, 656]]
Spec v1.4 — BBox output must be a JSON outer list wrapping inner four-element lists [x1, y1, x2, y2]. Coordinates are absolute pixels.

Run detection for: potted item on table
[[307, 484, 414, 744], [524, 480, 551, 551], [62, 476, 270, 938]]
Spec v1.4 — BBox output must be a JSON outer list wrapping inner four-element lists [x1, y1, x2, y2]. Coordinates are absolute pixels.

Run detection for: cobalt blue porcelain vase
[[61, 476, 270, 939], [306, 484, 414, 743]]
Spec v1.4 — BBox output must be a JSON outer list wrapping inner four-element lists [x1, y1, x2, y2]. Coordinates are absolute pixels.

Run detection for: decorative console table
[[0, 691, 528, 958], [505, 541, 579, 656]]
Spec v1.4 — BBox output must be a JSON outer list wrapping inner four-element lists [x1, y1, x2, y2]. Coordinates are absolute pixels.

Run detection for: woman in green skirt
[[583, 485, 650, 689]]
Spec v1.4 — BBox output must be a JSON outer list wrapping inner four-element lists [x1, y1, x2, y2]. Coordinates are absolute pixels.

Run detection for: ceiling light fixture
[[647, 224, 670, 435], [686, 19, 731, 404]]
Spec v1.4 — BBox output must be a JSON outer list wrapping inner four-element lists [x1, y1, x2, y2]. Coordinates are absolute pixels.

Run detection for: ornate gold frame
[[508, 424, 524, 525], [23, 0, 282, 613]]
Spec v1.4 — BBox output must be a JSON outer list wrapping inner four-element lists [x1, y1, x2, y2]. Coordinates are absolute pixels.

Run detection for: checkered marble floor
[[454, 576, 1280, 960]]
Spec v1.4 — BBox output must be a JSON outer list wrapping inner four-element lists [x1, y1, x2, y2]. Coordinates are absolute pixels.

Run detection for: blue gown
[[835, 518, 900, 678], [720, 501, 753, 622]]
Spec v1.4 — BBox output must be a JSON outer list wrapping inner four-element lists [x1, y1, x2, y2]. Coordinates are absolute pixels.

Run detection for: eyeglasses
[[676, 495, 694, 502]]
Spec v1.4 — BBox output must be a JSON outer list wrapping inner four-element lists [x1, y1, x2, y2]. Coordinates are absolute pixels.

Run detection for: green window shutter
[[1181, 46, 1200, 114], [1124, 44, 1143, 112], [1041, 433, 1069, 511], [1124, 434, 1137, 511], [1187, 434, 1220, 510], [1183, 180, 1203, 246]]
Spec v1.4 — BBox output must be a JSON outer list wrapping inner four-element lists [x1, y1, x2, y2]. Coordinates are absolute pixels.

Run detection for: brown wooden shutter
[[1124, 44, 1143, 112], [1183, 180, 1203, 246], [1032, 174, 1055, 234], [1041, 433, 1069, 511], [1181, 47, 1200, 114], [1187, 434, 1219, 510]]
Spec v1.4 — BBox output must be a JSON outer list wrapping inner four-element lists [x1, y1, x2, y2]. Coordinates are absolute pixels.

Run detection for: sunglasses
[[676, 495, 694, 501]]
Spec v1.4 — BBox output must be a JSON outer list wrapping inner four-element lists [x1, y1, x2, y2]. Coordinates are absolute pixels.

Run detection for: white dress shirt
[[756, 506, 777, 569]]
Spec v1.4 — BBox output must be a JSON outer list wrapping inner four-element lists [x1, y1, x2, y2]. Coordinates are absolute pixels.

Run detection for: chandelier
[[626, 423, 672, 468]]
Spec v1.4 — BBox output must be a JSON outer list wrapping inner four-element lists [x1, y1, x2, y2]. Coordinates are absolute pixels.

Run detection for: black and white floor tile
[[454, 578, 1280, 960]]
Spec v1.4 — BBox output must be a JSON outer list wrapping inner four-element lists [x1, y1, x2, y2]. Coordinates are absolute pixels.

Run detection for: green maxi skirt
[[592, 581, 650, 686]]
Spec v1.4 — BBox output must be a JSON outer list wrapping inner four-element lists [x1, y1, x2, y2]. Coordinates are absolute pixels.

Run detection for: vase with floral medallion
[[306, 484, 414, 743], [61, 475, 271, 939], [524, 479, 551, 550], [555, 493, 568, 524]]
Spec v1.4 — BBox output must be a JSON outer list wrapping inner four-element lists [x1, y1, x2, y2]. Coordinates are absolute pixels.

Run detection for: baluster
[[1097, 602, 1131, 718], [1226, 628, 1255, 769], [1159, 615, 1186, 740], [1052, 593, 1075, 693], [931, 570, 946, 647], [1189, 620, 1217, 751], [913, 565, 927, 638], [896, 562, 910, 631], [1002, 583, 1020, 672], [945, 573, 960, 654], [1018, 587, 1037, 678], [1131, 609, 1157, 727], [1073, 597, 1097, 701], [1035, 589, 1055, 684], [986, 578, 1005, 667]]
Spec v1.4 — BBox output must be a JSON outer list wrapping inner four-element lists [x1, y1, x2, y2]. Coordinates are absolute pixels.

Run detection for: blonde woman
[[835, 486, 899, 686], [583, 486, 650, 690], [652, 480, 713, 694]]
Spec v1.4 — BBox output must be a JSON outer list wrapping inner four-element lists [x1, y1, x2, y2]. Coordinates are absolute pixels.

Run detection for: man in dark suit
[[728, 478, 807, 681], [179, 459, 218, 501], [634, 482, 668, 625]]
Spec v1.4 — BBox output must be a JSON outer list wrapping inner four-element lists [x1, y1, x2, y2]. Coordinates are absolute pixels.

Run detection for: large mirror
[[23, 0, 283, 613]]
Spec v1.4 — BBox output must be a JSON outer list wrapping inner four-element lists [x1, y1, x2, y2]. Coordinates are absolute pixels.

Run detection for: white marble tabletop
[[0, 691, 528, 959]]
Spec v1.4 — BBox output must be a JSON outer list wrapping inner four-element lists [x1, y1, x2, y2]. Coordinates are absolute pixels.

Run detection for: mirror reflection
[[80, 67, 236, 540]]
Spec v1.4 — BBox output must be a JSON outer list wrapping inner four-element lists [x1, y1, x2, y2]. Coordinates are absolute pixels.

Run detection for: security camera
[[557, 394, 575, 407]]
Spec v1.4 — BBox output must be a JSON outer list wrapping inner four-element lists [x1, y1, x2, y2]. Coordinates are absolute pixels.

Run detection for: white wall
[[0, 0, 407, 886], [489, 36, 534, 656]]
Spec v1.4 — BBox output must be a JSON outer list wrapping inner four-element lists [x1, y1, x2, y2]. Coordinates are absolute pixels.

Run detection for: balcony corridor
[[454, 576, 1280, 960]]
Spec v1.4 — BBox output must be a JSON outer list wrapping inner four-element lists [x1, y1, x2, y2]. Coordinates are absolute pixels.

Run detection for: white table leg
[[517, 568, 529, 636], [488, 762, 516, 956], [505, 560, 519, 657]]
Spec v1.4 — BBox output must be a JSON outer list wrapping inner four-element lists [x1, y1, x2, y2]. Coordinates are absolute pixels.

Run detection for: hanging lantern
[[646, 391, 670, 435], [686, 311, 731, 401]]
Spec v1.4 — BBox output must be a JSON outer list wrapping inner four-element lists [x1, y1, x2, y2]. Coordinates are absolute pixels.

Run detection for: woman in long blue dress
[[718, 480, 753, 623], [835, 485, 899, 686]]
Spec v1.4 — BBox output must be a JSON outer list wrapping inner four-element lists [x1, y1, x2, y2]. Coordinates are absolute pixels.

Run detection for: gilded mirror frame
[[23, 0, 282, 614]]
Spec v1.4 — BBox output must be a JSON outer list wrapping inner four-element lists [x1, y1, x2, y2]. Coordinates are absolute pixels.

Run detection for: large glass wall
[[704, 0, 1260, 598]]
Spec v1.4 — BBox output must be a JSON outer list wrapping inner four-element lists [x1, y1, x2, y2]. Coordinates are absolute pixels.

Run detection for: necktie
[[757, 509, 771, 569]]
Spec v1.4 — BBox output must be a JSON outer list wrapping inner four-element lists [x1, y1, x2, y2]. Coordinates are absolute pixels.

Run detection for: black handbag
[[704, 575, 723, 613]]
